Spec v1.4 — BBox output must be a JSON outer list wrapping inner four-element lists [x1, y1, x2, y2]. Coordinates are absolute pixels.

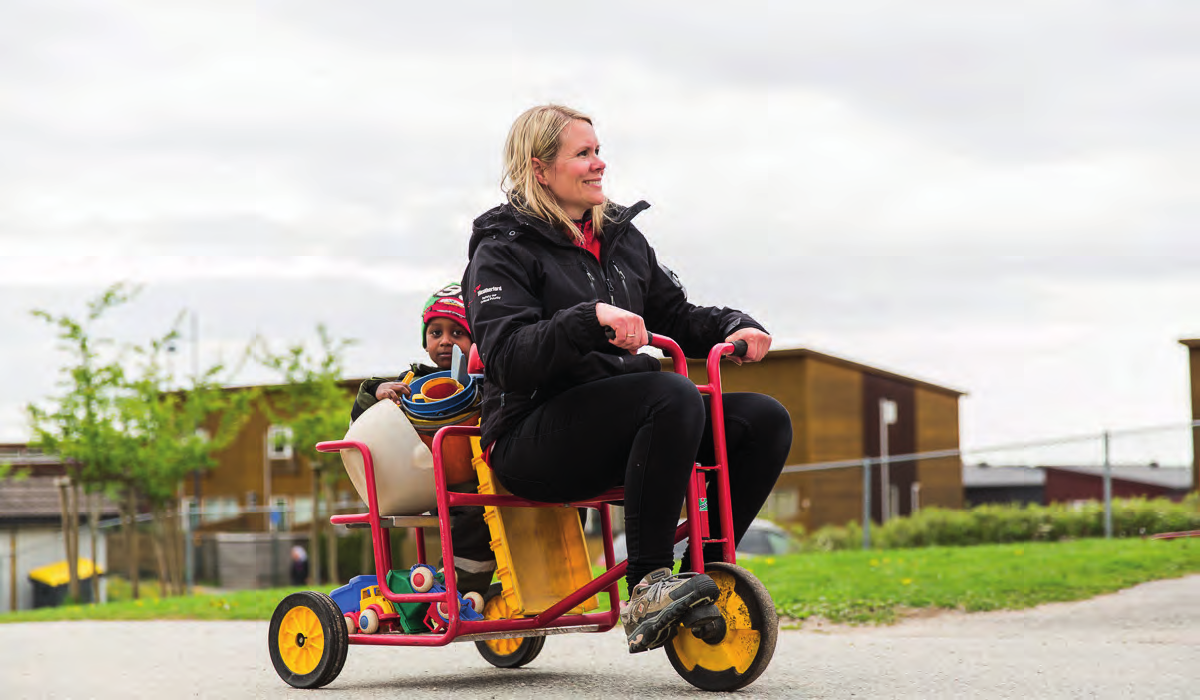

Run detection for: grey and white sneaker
[[620, 568, 720, 653]]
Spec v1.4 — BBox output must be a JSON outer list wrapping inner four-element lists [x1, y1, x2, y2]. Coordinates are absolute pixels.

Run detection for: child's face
[[425, 317, 472, 370]]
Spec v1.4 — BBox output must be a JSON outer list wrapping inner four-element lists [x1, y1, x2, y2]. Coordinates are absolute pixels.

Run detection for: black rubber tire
[[268, 591, 350, 689], [474, 582, 546, 668], [664, 562, 778, 692]]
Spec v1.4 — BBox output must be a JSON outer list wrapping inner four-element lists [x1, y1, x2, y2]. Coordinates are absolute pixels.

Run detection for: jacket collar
[[469, 200, 650, 255]]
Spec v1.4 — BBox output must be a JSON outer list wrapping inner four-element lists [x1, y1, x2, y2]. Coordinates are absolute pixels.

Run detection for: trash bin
[[28, 559, 105, 608]]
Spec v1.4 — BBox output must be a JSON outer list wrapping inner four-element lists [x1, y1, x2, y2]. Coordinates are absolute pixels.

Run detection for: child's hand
[[375, 381, 412, 403]]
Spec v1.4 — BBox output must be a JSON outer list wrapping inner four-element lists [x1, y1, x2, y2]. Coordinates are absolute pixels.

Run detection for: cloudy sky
[[3, 1, 1199, 467]]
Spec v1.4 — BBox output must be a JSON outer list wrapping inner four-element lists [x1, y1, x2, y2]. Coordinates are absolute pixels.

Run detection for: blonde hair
[[502, 104, 607, 243]]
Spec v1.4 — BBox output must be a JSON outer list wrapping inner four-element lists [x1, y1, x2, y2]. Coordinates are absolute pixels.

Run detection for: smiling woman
[[464, 104, 793, 655]]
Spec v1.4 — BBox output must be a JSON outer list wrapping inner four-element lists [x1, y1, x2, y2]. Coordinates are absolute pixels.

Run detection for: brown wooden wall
[[800, 360, 865, 529], [915, 387, 964, 509], [183, 387, 356, 509]]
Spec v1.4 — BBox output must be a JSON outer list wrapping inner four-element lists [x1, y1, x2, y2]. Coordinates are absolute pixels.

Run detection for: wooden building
[[1181, 338, 1200, 496], [179, 381, 360, 533], [183, 348, 963, 536], [1042, 464, 1192, 504], [686, 348, 964, 532]]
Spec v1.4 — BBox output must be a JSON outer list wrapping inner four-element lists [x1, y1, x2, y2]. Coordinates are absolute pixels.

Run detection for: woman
[[463, 105, 792, 654]]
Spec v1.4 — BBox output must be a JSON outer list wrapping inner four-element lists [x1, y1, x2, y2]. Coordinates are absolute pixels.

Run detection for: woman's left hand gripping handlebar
[[596, 302, 646, 353], [725, 327, 771, 365]]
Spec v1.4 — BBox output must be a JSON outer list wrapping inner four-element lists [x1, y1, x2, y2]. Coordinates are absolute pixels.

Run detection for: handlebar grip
[[731, 339, 749, 358]]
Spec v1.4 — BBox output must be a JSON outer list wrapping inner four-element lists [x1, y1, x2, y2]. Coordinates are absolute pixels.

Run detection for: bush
[[797, 496, 1200, 551]]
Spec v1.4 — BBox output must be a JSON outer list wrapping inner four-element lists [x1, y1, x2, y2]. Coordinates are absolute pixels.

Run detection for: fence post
[[183, 505, 193, 594], [1103, 430, 1112, 539], [862, 457, 872, 550]]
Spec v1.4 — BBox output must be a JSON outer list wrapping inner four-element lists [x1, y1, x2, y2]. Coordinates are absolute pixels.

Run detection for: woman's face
[[536, 119, 606, 220]]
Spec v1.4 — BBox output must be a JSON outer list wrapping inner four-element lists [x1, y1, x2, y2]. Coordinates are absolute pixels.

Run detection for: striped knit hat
[[421, 283, 470, 345]]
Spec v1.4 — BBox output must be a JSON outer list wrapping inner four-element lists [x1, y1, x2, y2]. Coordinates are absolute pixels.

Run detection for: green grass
[[4, 537, 1198, 625], [745, 536, 1200, 625], [0, 584, 314, 623]]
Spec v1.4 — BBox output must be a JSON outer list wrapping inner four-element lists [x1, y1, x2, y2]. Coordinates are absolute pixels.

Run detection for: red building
[[1042, 464, 1192, 504]]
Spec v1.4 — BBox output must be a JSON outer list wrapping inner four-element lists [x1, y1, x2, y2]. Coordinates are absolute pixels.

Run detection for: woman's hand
[[596, 302, 646, 353], [375, 381, 412, 403], [726, 327, 771, 365]]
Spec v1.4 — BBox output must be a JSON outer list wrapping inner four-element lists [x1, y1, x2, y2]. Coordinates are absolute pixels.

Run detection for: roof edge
[[760, 346, 967, 397]]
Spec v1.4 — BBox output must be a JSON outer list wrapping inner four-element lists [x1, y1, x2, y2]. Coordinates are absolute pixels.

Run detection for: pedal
[[678, 602, 725, 644]]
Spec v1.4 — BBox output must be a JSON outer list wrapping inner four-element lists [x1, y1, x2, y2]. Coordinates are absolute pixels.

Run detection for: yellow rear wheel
[[474, 582, 546, 668], [665, 562, 778, 692], [268, 591, 349, 689]]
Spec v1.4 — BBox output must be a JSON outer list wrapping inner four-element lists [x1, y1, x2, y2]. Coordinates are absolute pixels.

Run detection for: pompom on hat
[[421, 283, 470, 345]]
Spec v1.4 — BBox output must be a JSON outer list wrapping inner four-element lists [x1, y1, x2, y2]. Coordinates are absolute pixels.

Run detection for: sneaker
[[620, 568, 720, 654]]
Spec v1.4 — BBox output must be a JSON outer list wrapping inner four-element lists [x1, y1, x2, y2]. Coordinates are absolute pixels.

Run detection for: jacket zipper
[[612, 261, 631, 308], [581, 261, 602, 302]]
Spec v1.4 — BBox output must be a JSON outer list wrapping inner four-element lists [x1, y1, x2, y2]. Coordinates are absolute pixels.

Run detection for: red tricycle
[[267, 335, 778, 692]]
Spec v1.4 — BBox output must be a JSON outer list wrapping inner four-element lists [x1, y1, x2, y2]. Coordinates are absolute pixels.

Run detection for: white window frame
[[266, 425, 294, 461]]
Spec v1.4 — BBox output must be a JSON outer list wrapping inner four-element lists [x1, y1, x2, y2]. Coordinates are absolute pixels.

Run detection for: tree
[[28, 284, 250, 599], [28, 285, 134, 602], [254, 325, 355, 585], [120, 331, 251, 596]]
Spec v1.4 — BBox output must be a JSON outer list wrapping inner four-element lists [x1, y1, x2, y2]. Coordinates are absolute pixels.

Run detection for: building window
[[765, 488, 801, 520], [202, 497, 239, 524], [266, 425, 294, 461], [271, 496, 289, 531], [293, 497, 314, 526]]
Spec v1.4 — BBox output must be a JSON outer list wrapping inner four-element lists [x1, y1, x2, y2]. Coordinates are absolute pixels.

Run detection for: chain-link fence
[[771, 419, 1198, 548]]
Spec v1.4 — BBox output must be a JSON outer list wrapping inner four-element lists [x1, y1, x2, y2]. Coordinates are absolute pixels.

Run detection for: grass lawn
[[3, 537, 1197, 625], [747, 536, 1200, 625]]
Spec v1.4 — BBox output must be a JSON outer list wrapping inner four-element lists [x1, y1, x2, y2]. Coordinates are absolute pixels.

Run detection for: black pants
[[490, 372, 792, 591], [437, 480, 496, 595]]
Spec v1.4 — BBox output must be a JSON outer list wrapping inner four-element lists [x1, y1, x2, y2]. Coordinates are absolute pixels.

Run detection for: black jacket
[[463, 200, 766, 447]]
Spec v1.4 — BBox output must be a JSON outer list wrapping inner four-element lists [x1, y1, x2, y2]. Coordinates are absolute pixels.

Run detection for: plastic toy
[[409, 564, 484, 633], [268, 335, 779, 692], [356, 584, 399, 634]]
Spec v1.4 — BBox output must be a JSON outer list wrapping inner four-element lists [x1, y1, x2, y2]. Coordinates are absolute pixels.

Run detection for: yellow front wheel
[[665, 562, 778, 692], [268, 591, 350, 689], [474, 582, 546, 668]]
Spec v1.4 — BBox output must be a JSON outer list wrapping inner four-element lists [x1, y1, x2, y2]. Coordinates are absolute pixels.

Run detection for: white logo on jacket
[[475, 284, 503, 305]]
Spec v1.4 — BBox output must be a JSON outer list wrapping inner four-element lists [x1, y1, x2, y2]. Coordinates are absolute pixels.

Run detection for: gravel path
[[2, 574, 1197, 699]]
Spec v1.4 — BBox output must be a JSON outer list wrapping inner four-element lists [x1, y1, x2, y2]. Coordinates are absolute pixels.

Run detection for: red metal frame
[[1149, 530, 1200, 540], [316, 334, 743, 648]]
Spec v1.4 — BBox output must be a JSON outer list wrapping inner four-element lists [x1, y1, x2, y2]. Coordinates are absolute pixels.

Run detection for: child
[[350, 283, 496, 595]]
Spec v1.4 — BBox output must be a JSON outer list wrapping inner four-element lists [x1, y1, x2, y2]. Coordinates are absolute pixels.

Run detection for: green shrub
[[798, 496, 1200, 551]]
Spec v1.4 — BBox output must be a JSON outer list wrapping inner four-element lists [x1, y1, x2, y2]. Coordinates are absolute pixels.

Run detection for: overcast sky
[[2, 1, 1198, 467]]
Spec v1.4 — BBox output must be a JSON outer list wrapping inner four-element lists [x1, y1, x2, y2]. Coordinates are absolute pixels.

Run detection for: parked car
[[599, 518, 798, 565]]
